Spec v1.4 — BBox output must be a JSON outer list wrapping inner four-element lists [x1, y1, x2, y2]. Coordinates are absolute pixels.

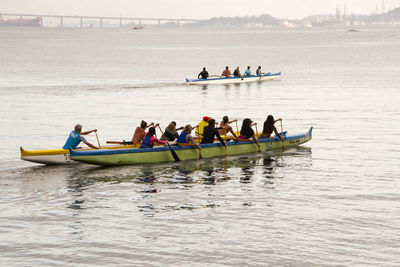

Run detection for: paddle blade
[[168, 145, 180, 161]]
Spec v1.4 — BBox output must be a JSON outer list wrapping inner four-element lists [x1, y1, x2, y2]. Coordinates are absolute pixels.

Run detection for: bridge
[[0, 13, 203, 27]]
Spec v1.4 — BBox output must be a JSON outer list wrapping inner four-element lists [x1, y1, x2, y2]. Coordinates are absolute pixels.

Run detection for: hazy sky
[[2, 0, 399, 19]]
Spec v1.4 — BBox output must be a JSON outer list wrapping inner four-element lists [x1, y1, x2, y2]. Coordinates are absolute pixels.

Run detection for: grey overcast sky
[[1, 0, 399, 19]]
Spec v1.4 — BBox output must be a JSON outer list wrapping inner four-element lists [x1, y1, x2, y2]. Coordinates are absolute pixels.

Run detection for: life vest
[[140, 135, 153, 148], [177, 131, 187, 143], [62, 131, 81, 149], [195, 121, 208, 137]]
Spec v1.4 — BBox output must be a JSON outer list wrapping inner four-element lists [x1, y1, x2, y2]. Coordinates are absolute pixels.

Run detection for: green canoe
[[69, 127, 313, 166]]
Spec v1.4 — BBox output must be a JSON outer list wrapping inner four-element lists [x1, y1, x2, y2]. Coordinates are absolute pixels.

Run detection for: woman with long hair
[[160, 121, 183, 141], [238, 118, 260, 149], [260, 115, 284, 141], [219, 115, 238, 140]]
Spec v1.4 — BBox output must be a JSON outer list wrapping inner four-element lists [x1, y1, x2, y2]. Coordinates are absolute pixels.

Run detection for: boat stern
[[307, 126, 313, 139]]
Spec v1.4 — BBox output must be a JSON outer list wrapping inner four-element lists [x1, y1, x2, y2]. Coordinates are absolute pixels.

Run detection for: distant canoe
[[186, 72, 281, 85], [69, 127, 312, 166], [133, 26, 144, 30]]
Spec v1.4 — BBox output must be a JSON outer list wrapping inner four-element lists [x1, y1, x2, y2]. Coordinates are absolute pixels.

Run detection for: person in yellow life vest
[[195, 116, 211, 137]]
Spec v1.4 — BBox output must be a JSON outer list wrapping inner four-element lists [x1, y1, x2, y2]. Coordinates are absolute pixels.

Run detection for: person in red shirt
[[221, 66, 231, 77]]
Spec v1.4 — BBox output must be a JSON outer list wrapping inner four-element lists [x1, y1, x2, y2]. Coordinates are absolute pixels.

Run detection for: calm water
[[0, 26, 399, 266]]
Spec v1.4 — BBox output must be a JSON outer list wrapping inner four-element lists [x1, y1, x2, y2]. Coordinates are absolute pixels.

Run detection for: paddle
[[107, 140, 141, 146], [199, 146, 203, 159], [258, 71, 263, 81], [95, 131, 101, 149], [157, 125, 180, 162], [254, 123, 261, 152], [224, 131, 227, 156], [280, 119, 284, 149], [235, 120, 239, 134]]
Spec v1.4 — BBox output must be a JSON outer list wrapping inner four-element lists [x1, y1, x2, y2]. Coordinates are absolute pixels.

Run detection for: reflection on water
[[63, 146, 312, 191], [8, 146, 312, 216], [1, 146, 313, 260]]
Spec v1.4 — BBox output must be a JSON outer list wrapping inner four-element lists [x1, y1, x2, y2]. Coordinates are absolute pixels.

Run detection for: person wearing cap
[[201, 119, 226, 148], [132, 120, 154, 144], [177, 124, 201, 150], [62, 124, 99, 149], [238, 118, 260, 148], [195, 116, 210, 137], [160, 121, 183, 141], [221, 66, 231, 78], [140, 127, 168, 148]]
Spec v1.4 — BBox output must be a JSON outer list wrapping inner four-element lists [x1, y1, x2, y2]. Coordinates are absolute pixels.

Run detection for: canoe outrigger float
[[20, 144, 138, 165], [185, 72, 281, 85], [69, 127, 313, 166]]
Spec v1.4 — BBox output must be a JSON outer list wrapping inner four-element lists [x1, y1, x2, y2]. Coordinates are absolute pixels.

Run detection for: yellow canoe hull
[[20, 144, 137, 165]]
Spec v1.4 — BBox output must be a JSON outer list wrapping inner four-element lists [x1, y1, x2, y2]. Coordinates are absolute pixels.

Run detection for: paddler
[[132, 120, 154, 144], [201, 119, 226, 148], [198, 67, 209, 79], [221, 66, 231, 77], [233, 66, 241, 77], [244, 66, 252, 76], [238, 118, 260, 149], [62, 124, 99, 149], [256, 66, 263, 75], [160, 121, 183, 142], [259, 115, 284, 141], [219, 116, 239, 140], [140, 127, 167, 148], [195, 116, 211, 138], [177, 125, 201, 150]]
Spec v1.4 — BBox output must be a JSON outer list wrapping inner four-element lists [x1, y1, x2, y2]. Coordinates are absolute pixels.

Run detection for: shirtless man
[[221, 66, 231, 77], [132, 120, 154, 144]]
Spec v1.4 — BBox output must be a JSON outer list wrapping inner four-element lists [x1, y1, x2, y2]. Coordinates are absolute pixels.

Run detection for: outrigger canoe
[[20, 144, 138, 165], [185, 72, 281, 85], [20, 132, 246, 165], [69, 127, 312, 166]]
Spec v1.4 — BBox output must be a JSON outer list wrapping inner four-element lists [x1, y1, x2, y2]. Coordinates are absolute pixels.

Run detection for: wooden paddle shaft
[[95, 131, 101, 149], [255, 124, 259, 139]]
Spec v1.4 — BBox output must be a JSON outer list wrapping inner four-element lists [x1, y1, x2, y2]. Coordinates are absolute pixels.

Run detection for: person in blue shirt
[[244, 66, 252, 76], [177, 124, 201, 150], [62, 124, 98, 149]]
